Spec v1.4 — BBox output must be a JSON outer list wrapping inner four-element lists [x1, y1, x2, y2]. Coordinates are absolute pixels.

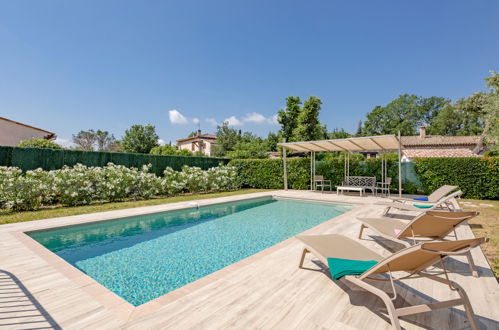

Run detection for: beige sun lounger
[[297, 234, 486, 330], [387, 185, 458, 204], [377, 190, 463, 215], [357, 210, 480, 276]]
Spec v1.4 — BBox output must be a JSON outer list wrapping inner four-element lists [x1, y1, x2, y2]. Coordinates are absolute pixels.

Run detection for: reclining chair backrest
[[398, 211, 479, 239], [360, 237, 485, 279], [427, 185, 459, 203]]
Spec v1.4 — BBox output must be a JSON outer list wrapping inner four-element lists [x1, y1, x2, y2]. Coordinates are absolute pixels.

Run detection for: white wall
[[0, 120, 51, 146], [177, 139, 214, 156]]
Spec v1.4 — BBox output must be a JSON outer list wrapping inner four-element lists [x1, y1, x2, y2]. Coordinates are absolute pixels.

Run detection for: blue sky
[[1, 0, 498, 146]]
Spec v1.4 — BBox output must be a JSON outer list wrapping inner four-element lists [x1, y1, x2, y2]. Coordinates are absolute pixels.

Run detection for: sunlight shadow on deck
[[0, 270, 61, 329]]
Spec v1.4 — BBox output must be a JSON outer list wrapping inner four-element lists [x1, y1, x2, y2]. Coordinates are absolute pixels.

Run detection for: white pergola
[[278, 133, 403, 197]]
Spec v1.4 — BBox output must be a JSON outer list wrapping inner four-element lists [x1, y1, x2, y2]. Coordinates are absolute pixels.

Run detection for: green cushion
[[414, 204, 433, 209], [327, 257, 378, 280]]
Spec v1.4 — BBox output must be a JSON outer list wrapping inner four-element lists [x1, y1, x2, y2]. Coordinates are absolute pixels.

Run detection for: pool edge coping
[[7, 191, 366, 323]]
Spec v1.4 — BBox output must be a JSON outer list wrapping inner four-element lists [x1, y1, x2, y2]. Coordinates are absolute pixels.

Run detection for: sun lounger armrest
[[421, 238, 488, 256], [389, 197, 410, 203]]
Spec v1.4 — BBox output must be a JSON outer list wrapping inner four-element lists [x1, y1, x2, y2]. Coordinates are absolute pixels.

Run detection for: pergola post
[[313, 151, 316, 189], [310, 152, 313, 191], [282, 139, 288, 190], [398, 131, 402, 197], [381, 151, 384, 185]]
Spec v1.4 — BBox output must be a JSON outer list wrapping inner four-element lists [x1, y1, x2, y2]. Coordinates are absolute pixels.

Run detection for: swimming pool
[[28, 197, 351, 306]]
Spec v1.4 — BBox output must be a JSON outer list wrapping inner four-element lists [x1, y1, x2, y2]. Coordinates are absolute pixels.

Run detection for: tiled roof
[[401, 135, 481, 147], [176, 134, 217, 143], [403, 148, 481, 158]]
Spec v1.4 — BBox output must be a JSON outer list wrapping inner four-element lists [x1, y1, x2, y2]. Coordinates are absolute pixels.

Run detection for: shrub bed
[[229, 158, 310, 189], [413, 157, 499, 200], [0, 163, 238, 211]]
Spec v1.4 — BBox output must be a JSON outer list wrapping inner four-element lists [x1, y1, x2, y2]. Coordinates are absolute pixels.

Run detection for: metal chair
[[376, 177, 391, 196], [314, 175, 332, 192]]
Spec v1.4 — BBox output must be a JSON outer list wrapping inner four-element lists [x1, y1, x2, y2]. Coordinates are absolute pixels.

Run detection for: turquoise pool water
[[28, 197, 351, 306]]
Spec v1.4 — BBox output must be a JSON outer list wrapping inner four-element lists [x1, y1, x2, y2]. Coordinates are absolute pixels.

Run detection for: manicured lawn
[[463, 199, 499, 277], [0, 189, 269, 225]]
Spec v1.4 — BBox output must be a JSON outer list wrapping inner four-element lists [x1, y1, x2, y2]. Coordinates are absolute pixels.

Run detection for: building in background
[[0, 117, 56, 146], [176, 130, 217, 156], [400, 126, 484, 161]]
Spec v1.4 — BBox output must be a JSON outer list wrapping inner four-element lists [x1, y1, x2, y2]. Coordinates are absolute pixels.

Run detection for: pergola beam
[[309, 143, 330, 152], [326, 141, 347, 151], [369, 137, 385, 150], [346, 139, 367, 150], [287, 144, 311, 152]]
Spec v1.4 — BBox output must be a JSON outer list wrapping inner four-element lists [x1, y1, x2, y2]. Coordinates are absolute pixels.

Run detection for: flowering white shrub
[[0, 167, 45, 211], [207, 165, 238, 191], [97, 163, 160, 201], [0, 163, 238, 211], [52, 164, 100, 206], [159, 167, 185, 196], [179, 165, 210, 192]]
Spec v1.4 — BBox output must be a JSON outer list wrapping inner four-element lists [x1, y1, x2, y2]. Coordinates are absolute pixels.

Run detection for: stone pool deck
[[0, 190, 498, 329]]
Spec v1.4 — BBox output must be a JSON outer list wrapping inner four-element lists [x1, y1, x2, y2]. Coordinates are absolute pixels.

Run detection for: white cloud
[[206, 118, 218, 126], [158, 139, 166, 146], [192, 118, 200, 125], [55, 137, 73, 148], [168, 109, 188, 124], [242, 112, 279, 125], [243, 112, 267, 124], [224, 116, 244, 126]]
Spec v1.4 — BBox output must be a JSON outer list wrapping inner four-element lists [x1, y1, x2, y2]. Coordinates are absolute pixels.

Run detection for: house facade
[[0, 117, 56, 147], [176, 131, 217, 156], [400, 126, 484, 161]]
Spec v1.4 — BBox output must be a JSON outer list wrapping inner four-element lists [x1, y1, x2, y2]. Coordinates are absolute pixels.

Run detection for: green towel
[[414, 204, 433, 209], [327, 257, 378, 280]]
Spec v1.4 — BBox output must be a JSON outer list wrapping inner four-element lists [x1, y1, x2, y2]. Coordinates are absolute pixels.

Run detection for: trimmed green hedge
[[413, 157, 499, 200], [0, 146, 229, 176], [230, 157, 499, 200], [229, 158, 405, 191], [229, 158, 310, 189]]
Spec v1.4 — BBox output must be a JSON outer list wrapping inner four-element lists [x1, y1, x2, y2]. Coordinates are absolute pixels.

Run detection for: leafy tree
[[266, 132, 279, 152], [483, 71, 499, 151], [150, 144, 193, 156], [106, 140, 121, 152], [277, 96, 301, 142], [212, 121, 277, 158], [328, 128, 351, 139], [453, 93, 487, 135], [485, 71, 499, 92], [363, 94, 450, 136], [427, 106, 462, 135], [72, 130, 97, 150], [227, 139, 268, 159], [294, 96, 326, 141], [356, 120, 363, 136], [17, 138, 62, 149], [121, 124, 159, 154], [211, 122, 241, 157], [429, 93, 486, 136], [72, 129, 118, 151], [95, 130, 117, 151]]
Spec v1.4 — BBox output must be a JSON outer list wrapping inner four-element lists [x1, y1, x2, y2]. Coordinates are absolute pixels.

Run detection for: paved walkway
[[0, 190, 497, 329]]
